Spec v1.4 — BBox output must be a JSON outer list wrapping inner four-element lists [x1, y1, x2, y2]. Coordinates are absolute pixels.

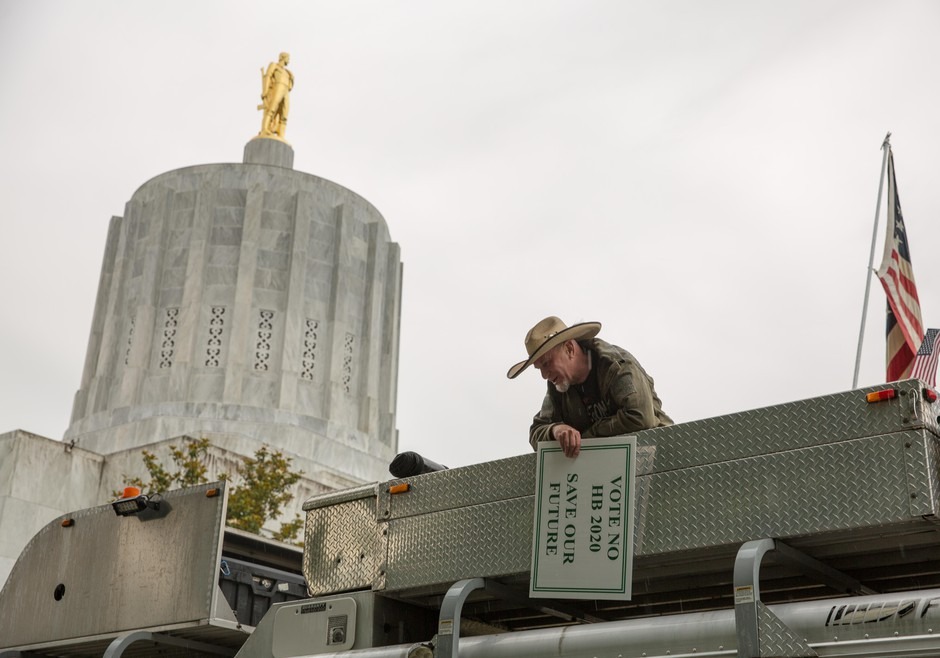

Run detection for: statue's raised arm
[[257, 52, 294, 140]]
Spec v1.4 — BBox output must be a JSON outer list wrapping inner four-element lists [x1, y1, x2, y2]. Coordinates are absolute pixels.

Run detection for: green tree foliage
[[119, 438, 305, 542], [120, 438, 211, 494], [224, 445, 303, 536]]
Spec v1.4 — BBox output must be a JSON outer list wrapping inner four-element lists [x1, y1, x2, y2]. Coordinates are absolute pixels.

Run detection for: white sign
[[529, 435, 636, 600]]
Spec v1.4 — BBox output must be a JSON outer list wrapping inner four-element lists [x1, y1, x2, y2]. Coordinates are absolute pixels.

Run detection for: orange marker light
[[924, 388, 938, 403], [866, 389, 897, 403], [206, 488, 220, 498], [122, 486, 141, 499], [389, 483, 410, 495], [61, 518, 75, 528]]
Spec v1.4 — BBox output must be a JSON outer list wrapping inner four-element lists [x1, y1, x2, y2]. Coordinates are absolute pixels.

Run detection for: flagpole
[[852, 132, 891, 388]]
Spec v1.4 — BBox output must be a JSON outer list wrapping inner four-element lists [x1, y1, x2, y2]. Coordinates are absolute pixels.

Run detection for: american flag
[[911, 328, 940, 387], [875, 150, 924, 382]]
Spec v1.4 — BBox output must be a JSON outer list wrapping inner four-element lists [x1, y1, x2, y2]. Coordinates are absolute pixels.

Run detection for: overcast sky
[[2, 0, 939, 471]]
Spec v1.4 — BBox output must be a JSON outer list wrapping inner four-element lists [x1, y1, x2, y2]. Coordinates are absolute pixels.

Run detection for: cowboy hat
[[506, 316, 601, 379]]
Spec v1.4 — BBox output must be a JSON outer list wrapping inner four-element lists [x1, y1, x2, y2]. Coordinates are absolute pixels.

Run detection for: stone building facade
[[65, 139, 402, 483], [1, 138, 404, 586]]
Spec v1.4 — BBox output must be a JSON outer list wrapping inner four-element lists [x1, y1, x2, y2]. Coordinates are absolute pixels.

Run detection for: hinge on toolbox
[[899, 384, 923, 428]]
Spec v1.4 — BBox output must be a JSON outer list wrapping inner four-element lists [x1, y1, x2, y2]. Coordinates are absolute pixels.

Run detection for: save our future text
[[543, 473, 625, 564]]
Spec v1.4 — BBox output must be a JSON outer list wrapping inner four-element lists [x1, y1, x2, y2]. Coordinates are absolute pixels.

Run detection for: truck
[[2, 378, 939, 657]]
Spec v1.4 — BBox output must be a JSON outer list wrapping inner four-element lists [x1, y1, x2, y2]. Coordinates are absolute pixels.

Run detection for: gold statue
[[258, 52, 294, 140]]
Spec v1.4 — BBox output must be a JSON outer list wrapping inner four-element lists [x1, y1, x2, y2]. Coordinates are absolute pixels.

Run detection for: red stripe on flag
[[875, 149, 923, 383], [887, 341, 914, 382], [879, 275, 923, 350], [886, 252, 922, 299]]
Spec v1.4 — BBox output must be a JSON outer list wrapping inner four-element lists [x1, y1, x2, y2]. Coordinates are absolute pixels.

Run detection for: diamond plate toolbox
[[303, 380, 940, 596]]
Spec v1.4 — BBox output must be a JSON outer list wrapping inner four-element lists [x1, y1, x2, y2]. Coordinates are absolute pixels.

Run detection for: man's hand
[[551, 423, 582, 458]]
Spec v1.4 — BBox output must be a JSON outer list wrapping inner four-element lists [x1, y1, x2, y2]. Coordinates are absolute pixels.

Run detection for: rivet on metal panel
[[906, 442, 912, 448], [53, 584, 65, 601], [911, 493, 918, 499]]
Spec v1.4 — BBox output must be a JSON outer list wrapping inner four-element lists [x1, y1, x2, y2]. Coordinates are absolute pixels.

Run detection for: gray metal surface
[[378, 448, 657, 522], [633, 380, 931, 472], [903, 420, 940, 515], [302, 380, 940, 620], [102, 631, 235, 657], [235, 588, 940, 658], [0, 626, 247, 658], [304, 496, 384, 595], [381, 456, 535, 520], [385, 498, 532, 592], [303, 483, 378, 511], [308, 432, 936, 594], [756, 602, 817, 657], [234, 590, 437, 657], [0, 482, 240, 651], [732, 539, 860, 657], [926, 392, 940, 437], [640, 432, 918, 553]]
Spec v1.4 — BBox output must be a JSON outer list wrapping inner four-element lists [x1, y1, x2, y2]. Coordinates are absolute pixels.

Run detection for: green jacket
[[529, 338, 673, 450]]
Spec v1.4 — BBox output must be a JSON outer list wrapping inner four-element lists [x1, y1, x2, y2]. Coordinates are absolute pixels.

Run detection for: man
[[507, 316, 672, 458], [259, 52, 294, 139]]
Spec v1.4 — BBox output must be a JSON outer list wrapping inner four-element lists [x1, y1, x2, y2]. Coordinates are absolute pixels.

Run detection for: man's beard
[[552, 380, 570, 393]]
